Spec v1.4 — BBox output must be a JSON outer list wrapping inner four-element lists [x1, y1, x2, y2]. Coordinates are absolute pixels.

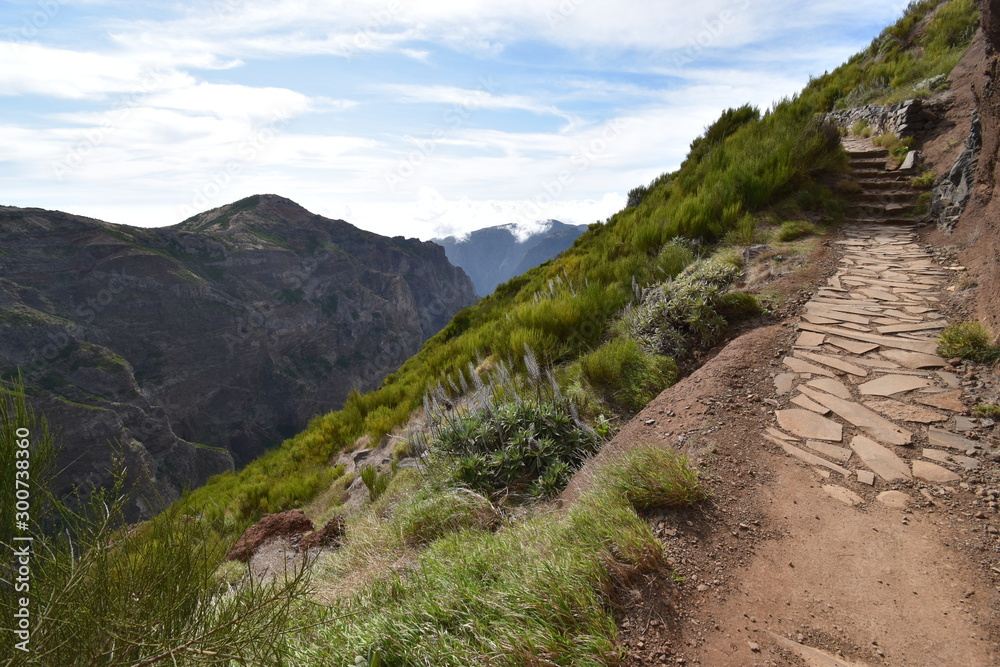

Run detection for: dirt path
[[576, 152, 1000, 664]]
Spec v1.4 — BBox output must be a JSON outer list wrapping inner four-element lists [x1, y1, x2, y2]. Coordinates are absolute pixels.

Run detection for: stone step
[[850, 158, 890, 169], [847, 204, 916, 217], [846, 148, 890, 159], [855, 179, 914, 190], [851, 191, 920, 204], [844, 216, 920, 226]]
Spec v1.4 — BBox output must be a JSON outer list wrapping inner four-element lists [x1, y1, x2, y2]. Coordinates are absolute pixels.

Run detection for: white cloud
[[0, 0, 920, 240]]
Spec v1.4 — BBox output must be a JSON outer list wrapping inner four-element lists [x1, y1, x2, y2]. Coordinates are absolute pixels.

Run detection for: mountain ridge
[[0, 195, 477, 517], [433, 220, 588, 297]]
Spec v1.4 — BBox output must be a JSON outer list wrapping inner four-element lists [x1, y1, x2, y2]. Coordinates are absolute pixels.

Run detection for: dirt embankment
[[924, 12, 1000, 332]]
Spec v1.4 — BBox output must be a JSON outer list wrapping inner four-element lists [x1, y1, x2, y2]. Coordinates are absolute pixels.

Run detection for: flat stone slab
[[825, 337, 880, 354], [877, 490, 911, 509], [858, 374, 933, 397], [954, 416, 976, 432], [796, 331, 826, 347], [876, 321, 947, 334], [777, 440, 851, 477], [878, 349, 948, 369], [795, 351, 869, 377], [776, 409, 844, 442], [803, 313, 839, 325], [774, 373, 798, 395], [912, 460, 960, 483], [806, 378, 852, 399], [922, 448, 980, 470], [863, 398, 947, 424], [766, 427, 797, 442], [799, 386, 913, 445], [857, 470, 875, 485], [823, 485, 864, 506], [792, 394, 831, 415], [849, 356, 904, 369], [806, 306, 870, 325], [805, 440, 853, 463], [913, 390, 967, 413], [784, 356, 836, 378], [798, 323, 938, 354], [935, 371, 961, 388], [927, 427, 982, 452], [859, 287, 901, 301], [850, 435, 912, 482]]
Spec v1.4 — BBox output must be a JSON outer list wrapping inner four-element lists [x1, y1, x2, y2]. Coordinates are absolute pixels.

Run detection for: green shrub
[[616, 257, 746, 362], [924, 0, 979, 54], [716, 291, 765, 320], [972, 404, 1000, 419], [937, 322, 1000, 363], [426, 360, 601, 499], [360, 464, 392, 502], [851, 119, 870, 136], [581, 338, 677, 414], [0, 376, 312, 666], [912, 169, 937, 189], [915, 191, 933, 216], [592, 445, 706, 511], [776, 220, 817, 242]]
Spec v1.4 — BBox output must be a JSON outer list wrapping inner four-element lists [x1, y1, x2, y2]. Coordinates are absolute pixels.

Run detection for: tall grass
[[0, 377, 315, 666], [291, 444, 702, 665]]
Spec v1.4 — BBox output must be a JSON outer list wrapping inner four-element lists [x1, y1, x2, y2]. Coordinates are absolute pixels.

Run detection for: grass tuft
[[972, 404, 1000, 419], [592, 446, 706, 511], [937, 322, 1000, 363], [776, 220, 817, 242]]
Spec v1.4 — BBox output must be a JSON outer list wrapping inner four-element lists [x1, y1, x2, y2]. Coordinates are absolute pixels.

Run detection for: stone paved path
[[767, 144, 982, 516]]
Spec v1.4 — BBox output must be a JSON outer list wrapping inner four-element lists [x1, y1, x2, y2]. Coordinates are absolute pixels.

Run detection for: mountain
[[0, 195, 476, 517], [434, 220, 588, 297]]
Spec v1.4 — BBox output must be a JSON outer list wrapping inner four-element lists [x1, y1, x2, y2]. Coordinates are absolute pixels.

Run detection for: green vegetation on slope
[[178, 0, 981, 529], [289, 446, 704, 665], [181, 88, 845, 531]]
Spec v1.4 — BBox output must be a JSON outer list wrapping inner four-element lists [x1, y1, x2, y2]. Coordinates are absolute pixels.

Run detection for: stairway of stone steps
[[844, 144, 922, 226]]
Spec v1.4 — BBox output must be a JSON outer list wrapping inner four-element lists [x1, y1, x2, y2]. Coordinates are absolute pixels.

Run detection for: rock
[[877, 490, 912, 509], [912, 460, 961, 483], [849, 435, 912, 483], [931, 111, 981, 232], [300, 515, 346, 551], [899, 150, 922, 172], [227, 510, 315, 562], [776, 409, 844, 442], [858, 374, 933, 397], [823, 485, 864, 506]]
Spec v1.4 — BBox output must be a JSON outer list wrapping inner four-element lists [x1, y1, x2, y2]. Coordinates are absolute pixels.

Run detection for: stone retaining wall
[[826, 98, 945, 139]]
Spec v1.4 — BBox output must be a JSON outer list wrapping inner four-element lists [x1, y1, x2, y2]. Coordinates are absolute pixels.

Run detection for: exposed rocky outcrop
[[931, 110, 982, 231], [434, 220, 588, 297], [226, 509, 314, 562], [0, 195, 476, 518]]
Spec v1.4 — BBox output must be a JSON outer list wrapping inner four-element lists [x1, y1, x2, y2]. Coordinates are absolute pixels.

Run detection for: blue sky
[[0, 0, 911, 240]]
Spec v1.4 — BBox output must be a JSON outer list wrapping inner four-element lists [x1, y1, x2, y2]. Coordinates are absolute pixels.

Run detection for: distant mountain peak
[[433, 220, 588, 297]]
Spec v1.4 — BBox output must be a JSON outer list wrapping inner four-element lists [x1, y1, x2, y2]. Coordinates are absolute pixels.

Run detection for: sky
[[0, 0, 912, 241]]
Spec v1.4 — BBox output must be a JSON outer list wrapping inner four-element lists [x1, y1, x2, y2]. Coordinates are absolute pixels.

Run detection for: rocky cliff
[[0, 195, 476, 517], [434, 220, 588, 297]]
